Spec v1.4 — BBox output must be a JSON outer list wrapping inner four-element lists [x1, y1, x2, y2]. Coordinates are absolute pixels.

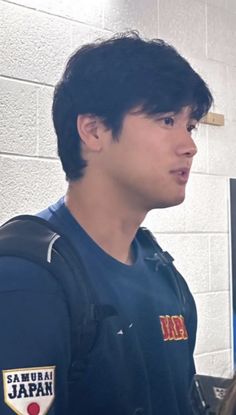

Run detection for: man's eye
[[187, 124, 197, 132], [163, 117, 174, 126]]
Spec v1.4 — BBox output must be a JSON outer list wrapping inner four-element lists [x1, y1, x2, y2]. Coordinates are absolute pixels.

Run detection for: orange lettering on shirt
[[159, 315, 188, 341]]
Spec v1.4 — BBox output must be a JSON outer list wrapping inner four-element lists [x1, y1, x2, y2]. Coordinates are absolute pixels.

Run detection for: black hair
[[52, 31, 213, 181]]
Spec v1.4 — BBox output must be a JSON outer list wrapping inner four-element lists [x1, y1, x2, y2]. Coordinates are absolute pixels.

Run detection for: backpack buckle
[[145, 251, 174, 271]]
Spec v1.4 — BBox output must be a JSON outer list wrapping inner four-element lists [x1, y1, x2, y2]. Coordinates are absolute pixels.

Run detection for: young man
[[0, 33, 212, 415]]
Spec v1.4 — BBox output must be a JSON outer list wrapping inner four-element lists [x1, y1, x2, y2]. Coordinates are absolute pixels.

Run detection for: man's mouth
[[170, 168, 190, 184]]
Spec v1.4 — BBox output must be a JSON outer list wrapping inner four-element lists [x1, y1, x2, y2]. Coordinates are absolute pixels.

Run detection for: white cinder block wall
[[0, 0, 235, 378]]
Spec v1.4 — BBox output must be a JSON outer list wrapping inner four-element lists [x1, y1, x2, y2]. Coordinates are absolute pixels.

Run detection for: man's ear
[[77, 114, 102, 151]]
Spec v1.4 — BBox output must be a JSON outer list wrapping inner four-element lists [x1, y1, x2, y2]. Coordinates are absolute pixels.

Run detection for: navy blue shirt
[[0, 198, 197, 415]]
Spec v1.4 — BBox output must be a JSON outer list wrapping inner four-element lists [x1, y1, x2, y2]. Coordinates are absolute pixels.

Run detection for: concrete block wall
[[0, 0, 235, 378]]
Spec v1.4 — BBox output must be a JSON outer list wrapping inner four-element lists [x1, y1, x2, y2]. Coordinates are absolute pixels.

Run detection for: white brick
[[207, 5, 236, 66], [0, 2, 71, 85], [195, 349, 233, 378], [3, 0, 37, 9], [0, 78, 37, 155], [184, 174, 228, 232], [38, 86, 57, 158], [5, 0, 103, 26], [207, 0, 236, 14], [209, 234, 230, 292], [208, 122, 236, 176], [0, 156, 66, 224], [194, 292, 231, 355], [71, 23, 110, 51], [67, 0, 103, 26], [206, 0, 228, 10], [155, 234, 209, 294], [227, 0, 236, 13], [40, 0, 103, 26], [142, 203, 186, 233], [158, 0, 206, 59], [227, 66, 236, 122], [103, 0, 158, 38]]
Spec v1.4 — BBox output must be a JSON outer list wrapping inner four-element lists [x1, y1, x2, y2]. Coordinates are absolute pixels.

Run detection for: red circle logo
[[27, 402, 40, 415]]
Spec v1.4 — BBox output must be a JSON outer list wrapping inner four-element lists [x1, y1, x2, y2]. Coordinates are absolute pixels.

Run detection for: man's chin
[[155, 194, 186, 209]]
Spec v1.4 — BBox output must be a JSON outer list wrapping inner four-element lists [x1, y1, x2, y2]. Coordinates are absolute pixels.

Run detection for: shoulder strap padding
[[0, 215, 117, 377], [0, 215, 60, 264]]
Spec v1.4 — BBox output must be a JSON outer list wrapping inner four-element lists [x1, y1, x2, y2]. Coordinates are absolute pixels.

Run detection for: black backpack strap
[[137, 227, 187, 316], [0, 215, 117, 380]]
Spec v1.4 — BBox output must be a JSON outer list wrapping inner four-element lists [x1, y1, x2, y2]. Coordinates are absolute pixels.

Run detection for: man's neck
[[65, 180, 146, 265]]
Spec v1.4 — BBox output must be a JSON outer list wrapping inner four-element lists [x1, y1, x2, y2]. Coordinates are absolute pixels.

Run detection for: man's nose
[[176, 131, 198, 158]]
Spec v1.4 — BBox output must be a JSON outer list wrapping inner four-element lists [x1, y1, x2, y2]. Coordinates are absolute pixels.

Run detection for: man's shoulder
[[36, 197, 64, 224], [0, 256, 62, 294]]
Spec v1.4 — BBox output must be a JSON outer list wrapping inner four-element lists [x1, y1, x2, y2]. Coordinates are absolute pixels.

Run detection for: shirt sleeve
[[0, 257, 71, 415]]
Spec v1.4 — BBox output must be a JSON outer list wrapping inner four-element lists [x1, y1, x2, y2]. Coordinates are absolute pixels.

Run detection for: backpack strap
[[137, 227, 187, 316], [0, 215, 117, 380], [137, 227, 174, 268]]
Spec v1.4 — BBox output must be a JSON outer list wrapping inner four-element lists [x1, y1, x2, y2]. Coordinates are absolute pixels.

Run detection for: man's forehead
[[176, 106, 198, 120]]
